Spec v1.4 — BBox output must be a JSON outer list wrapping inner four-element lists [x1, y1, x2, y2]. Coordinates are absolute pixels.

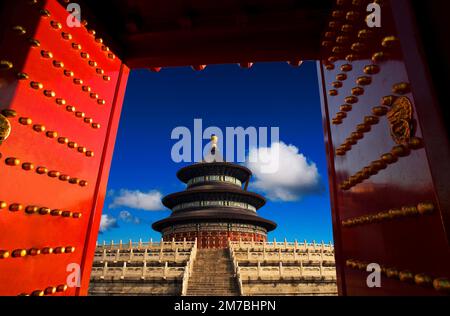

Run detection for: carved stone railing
[[95, 238, 196, 252], [181, 238, 197, 296], [232, 250, 335, 263], [93, 249, 191, 264], [228, 239, 337, 285], [91, 238, 198, 289], [91, 262, 186, 280], [229, 239, 334, 253], [228, 240, 244, 296], [236, 263, 337, 280]]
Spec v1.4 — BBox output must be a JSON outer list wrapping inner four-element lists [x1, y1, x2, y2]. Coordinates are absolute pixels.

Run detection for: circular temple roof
[[162, 188, 266, 210], [177, 162, 252, 183]]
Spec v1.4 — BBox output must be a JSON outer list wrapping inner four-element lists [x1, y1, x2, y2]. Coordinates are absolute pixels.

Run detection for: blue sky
[[98, 61, 334, 244]]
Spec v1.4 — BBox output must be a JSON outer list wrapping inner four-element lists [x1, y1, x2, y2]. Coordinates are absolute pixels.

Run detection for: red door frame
[[77, 63, 129, 295], [317, 0, 450, 296]]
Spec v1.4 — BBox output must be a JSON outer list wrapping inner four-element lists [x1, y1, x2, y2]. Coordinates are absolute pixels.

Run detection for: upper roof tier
[[162, 188, 266, 210], [177, 162, 252, 184]]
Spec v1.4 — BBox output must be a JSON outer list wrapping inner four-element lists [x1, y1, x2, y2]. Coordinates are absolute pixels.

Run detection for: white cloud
[[109, 189, 164, 211], [119, 210, 141, 224], [245, 142, 322, 202], [99, 214, 118, 232]]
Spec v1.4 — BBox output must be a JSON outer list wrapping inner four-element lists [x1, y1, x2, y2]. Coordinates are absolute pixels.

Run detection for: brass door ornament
[[387, 96, 416, 145], [0, 114, 11, 144]]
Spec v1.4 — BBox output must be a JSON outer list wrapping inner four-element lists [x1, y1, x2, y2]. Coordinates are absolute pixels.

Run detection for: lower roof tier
[[152, 208, 277, 232]]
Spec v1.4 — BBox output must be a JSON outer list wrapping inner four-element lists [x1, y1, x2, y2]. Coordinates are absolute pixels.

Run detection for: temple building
[[89, 137, 337, 296], [152, 136, 277, 248]]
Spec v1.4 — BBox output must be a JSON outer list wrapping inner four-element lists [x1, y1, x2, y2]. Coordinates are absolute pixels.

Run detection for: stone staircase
[[186, 248, 240, 296]]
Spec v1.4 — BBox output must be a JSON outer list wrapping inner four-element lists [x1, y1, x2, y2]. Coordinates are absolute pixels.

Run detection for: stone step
[[191, 270, 234, 273], [188, 288, 238, 291], [188, 284, 237, 286], [190, 279, 236, 282], [187, 290, 238, 295], [189, 282, 235, 284], [192, 266, 232, 270], [193, 263, 231, 266], [186, 290, 239, 295], [188, 286, 237, 288], [189, 282, 235, 286], [189, 276, 236, 280], [188, 288, 237, 291], [190, 273, 234, 275], [189, 277, 236, 281], [193, 264, 231, 266], [195, 253, 228, 255], [186, 293, 238, 296], [186, 294, 239, 296], [189, 284, 236, 288], [194, 256, 229, 259], [193, 260, 230, 263], [186, 290, 237, 292], [192, 267, 232, 270], [193, 264, 229, 266], [192, 268, 233, 271], [194, 260, 230, 262], [189, 279, 234, 282], [195, 260, 229, 265], [189, 279, 236, 282], [194, 263, 233, 270]]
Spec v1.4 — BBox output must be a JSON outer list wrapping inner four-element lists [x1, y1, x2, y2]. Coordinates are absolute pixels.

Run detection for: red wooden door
[[0, 0, 129, 296], [318, 0, 450, 295]]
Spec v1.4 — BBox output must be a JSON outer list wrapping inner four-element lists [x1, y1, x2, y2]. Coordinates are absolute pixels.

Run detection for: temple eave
[[162, 189, 267, 209], [152, 212, 277, 232], [177, 162, 252, 183]]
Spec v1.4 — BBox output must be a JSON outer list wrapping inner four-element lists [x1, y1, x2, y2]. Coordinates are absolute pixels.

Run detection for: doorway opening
[[101, 62, 333, 247], [89, 62, 338, 296]]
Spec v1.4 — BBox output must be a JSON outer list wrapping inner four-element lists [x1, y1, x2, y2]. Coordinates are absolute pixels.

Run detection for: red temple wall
[[163, 231, 267, 249]]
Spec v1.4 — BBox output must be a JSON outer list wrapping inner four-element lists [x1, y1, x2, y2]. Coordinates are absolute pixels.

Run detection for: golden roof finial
[[211, 134, 218, 155]]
